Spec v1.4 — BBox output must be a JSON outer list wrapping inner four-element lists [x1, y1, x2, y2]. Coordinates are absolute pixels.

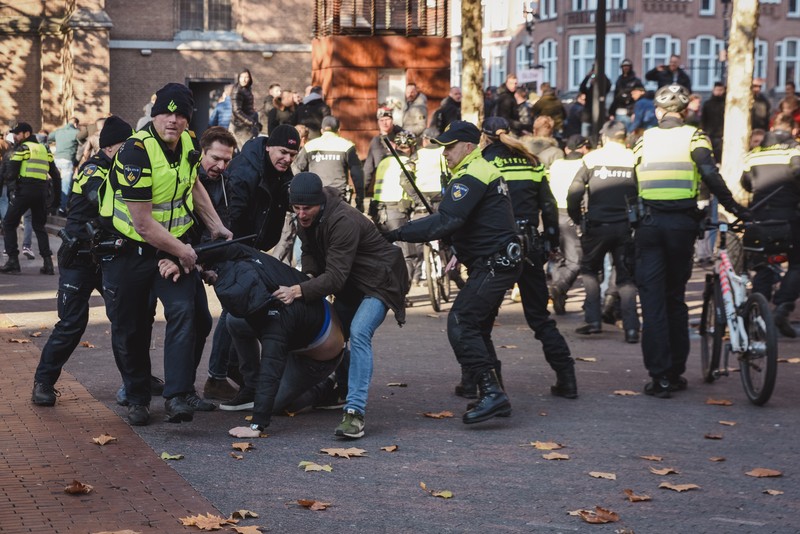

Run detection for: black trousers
[[447, 261, 521, 376], [634, 212, 697, 379], [518, 251, 574, 372], [2, 184, 51, 257], [34, 260, 103, 385], [751, 220, 800, 309]]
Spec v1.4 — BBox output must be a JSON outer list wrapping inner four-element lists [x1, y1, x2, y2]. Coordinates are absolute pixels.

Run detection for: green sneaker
[[334, 408, 365, 439]]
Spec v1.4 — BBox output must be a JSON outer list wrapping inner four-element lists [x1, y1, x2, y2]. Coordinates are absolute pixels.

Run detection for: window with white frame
[[790, 0, 800, 17], [179, 0, 232, 32], [491, 47, 508, 87], [776, 38, 800, 89], [538, 0, 557, 19], [539, 39, 558, 88], [688, 36, 723, 90], [483, 0, 509, 31], [642, 34, 681, 89], [609, 0, 627, 8], [567, 34, 625, 91], [700, 0, 715, 16], [516, 44, 533, 72], [572, 0, 596, 10], [754, 39, 768, 81]]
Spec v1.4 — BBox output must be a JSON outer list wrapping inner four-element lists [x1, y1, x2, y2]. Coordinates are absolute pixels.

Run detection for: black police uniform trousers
[[634, 211, 697, 379], [517, 248, 574, 372], [549, 210, 581, 294], [102, 245, 200, 405], [2, 183, 51, 257], [448, 260, 522, 377], [34, 258, 102, 385], [752, 220, 800, 309], [580, 221, 640, 332]]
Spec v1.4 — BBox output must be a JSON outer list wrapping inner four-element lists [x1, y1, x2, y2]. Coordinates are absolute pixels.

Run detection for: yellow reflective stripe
[[498, 166, 543, 182], [639, 179, 696, 190], [744, 151, 794, 167]]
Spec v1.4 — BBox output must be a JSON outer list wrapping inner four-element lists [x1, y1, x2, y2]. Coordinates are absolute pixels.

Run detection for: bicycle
[[699, 219, 778, 406], [423, 239, 452, 312]]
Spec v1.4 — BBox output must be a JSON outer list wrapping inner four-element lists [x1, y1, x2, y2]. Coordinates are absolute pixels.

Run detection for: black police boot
[[463, 369, 511, 424], [164, 393, 195, 423], [31, 382, 59, 406], [0, 255, 21, 274], [40, 255, 54, 275], [774, 303, 797, 338], [454, 369, 478, 399], [550, 367, 578, 399]]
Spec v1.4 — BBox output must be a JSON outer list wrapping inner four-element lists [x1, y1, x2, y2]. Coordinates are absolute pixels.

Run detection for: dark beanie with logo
[[289, 172, 326, 205], [99, 116, 133, 148], [151, 83, 195, 120], [266, 124, 301, 150]]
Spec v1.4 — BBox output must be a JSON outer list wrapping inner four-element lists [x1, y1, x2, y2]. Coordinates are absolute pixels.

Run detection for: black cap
[[565, 134, 589, 151], [151, 83, 195, 120], [10, 122, 33, 135], [321, 115, 339, 132], [99, 116, 133, 148], [431, 120, 481, 146], [289, 172, 326, 205], [266, 124, 301, 150], [481, 117, 510, 137]]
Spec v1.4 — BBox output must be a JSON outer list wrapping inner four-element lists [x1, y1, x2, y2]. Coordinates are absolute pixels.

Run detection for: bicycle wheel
[[699, 274, 724, 383], [438, 247, 452, 302], [424, 244, 442, 312], [739, 292, 778, 406]]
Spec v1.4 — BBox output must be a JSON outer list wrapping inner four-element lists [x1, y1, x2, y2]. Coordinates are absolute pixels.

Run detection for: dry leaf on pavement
[[64, 480, 93, 494], [718, 420, 737, 426], [704, 433, 723, 440], [779, 357, 800, 363], [381, 445, 399, 452], [92, 433, 117, 446], [386, 382, 408, 387], [423, 411, 454, 419], [528, 441, 563, 450], [420, 481, 453, 499], [709, 457, 726, 462], [659, 482, 700, 492], [230, 452, 244, 460], [320, 447, 366, 459], [613, 390, 640, 396], [179, 513, 235, 530], [298, 461, 333, 472], [160, 452, 183, 461], [746, 468, 782, 478], [499, 344, 517, 349], [9, 338, 31, 344], [763, 489, 784, 495], [232, 527, 264, 534], [575, 357, 597, 362], [706, 398, 733, 406], [30, 331, 42, 337], [639, 455, 663, 461], [232, 442, 253, 452], [623, 489, 652, 502], [542, 452, 570, 460], [649, 466, 679, 475], [588, 471, 616, 480], [297, 499, 332, 511], [577, 506, 620, 524], [230, 509, 259, 519], [426, 314, 440, 318], [80, 341, 95, 348]]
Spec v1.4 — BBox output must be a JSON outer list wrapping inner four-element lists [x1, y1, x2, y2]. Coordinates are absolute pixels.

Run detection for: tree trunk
[[721, 0, 759, 204], [460, 0, 483, 125]]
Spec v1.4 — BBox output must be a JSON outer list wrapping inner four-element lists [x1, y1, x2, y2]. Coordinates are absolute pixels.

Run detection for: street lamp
[[523, 1, 539, 35]]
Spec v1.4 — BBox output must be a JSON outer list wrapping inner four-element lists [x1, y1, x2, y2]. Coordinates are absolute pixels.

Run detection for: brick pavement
[[0, 326, 219, 534]]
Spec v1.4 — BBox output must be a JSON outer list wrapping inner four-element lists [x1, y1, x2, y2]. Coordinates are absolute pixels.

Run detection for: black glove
[[734, 207, 754, 222], [382, 229, 401, 243]]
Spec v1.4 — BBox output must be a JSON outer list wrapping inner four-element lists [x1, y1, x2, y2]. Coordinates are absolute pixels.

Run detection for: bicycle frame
[[716, 223, 749, 353]]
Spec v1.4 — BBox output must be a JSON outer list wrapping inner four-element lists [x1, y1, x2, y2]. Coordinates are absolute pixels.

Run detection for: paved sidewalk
[[0, 326, 218, 534]]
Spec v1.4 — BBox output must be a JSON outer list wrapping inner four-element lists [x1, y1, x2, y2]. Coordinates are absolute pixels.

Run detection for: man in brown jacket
[[272, 172, 408, 439]]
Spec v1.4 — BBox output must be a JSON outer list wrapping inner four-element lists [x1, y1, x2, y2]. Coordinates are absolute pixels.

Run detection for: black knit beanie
[[265, 124, 301, 150], [289, 172, 325, 205], [151, 83, 195, 120], [99, 116, 133, 148]]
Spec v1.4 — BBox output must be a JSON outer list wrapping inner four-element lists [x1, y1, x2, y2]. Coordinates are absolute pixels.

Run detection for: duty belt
[[484, 239, 523, 271]]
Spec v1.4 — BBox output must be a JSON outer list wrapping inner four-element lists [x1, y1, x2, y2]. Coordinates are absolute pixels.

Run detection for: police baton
[[381, 136, 434, 215], [194, 234, 257, 254]]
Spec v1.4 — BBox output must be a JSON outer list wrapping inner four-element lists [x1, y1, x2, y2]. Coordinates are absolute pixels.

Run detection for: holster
[[56, 229, 81, 269]]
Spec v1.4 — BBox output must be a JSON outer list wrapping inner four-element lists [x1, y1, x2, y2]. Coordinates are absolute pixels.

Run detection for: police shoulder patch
[[83, 164, 98, 177], [451, 182, 469, 201], [133, 140, 145, 151], [122, 165, 143, 186]]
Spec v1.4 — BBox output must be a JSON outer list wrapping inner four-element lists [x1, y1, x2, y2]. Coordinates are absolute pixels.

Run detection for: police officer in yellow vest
[[31, 117, 133, 407], [1, 122, 61, 275], [384, 121, 521, 425], [99, 83, 232, 426], [633, 84, 747, 398]]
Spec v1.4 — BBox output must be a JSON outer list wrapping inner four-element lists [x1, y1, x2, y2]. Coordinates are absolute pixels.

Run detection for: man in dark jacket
[[531, 85, 566, 134], [271, 173, 408, 439], [579, 67, 612, 137], [750, 78, 772, 131], [226, 124, 300, 252], [493, 75, 521, 128], [364, 106, 403, 198], [645, 54, 692, 92], [430, 87, 462, 133], [701, 82, 726, 163], [291, 86, 331, 140], [608, 59, 643, 128]]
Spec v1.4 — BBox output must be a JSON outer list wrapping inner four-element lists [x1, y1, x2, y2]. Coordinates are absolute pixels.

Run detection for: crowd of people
[[1, 62, 798, 438]]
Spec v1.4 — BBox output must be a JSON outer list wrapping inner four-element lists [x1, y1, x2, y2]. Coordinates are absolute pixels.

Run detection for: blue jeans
[[54, 158, 73, 211], [334, 296, 388, 415]]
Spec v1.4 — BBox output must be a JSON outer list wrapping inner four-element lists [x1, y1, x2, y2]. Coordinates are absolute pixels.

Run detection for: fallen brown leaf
[[386, 382, 408, 387], [230, 509, 258, 519], [589, 471, 616, 480], [542, 452, 570, 460], [499, 344, 517, 349], [577, 506, 620, 524], [709, 457, 726, 462], [30, 331, 42, 337], [423, 411, 454, 419], [9, 338, 31, 344], [763, 489, 784, 495], [539, 411, 548, 416], [623, 489, 652, 502], [718, 420, 737, 426], [64, 480, 93, 494], [575, 357, 597, 362], [179, 512, 235, 530], [779, 357, 800, 363], [232, 442, 253, 452], [704, 433, 723, 440], [419, 481, 453, 499], [160, 452, 183, 460], [298, 461, 332, 472], [649, 466, 679, 476], [659, 482, 700, 492], [232, 527, 264, 534], [426, 314, 440, 318], [381, 445, 399, 452], [706, 398, 733, 406], [639, 455, 663, 461], [320, 447, 367, 459], [297, 499, 332, 511], [530, 441, 563, 450], [80, 341, 95, 348], [230, 452, 244, 460], [92, 433, 117, 446], [613, 390, 640, 396], [746, 468, 782, 478]]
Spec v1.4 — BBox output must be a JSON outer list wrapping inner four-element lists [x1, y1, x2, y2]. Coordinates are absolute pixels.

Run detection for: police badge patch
[[451, 183, 469, 201], [122, 165, 142, 186], [83, 164, 98, 176]]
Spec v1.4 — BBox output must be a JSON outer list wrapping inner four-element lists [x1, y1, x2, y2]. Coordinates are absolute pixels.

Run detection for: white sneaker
[[22, 247, 35, 259]]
